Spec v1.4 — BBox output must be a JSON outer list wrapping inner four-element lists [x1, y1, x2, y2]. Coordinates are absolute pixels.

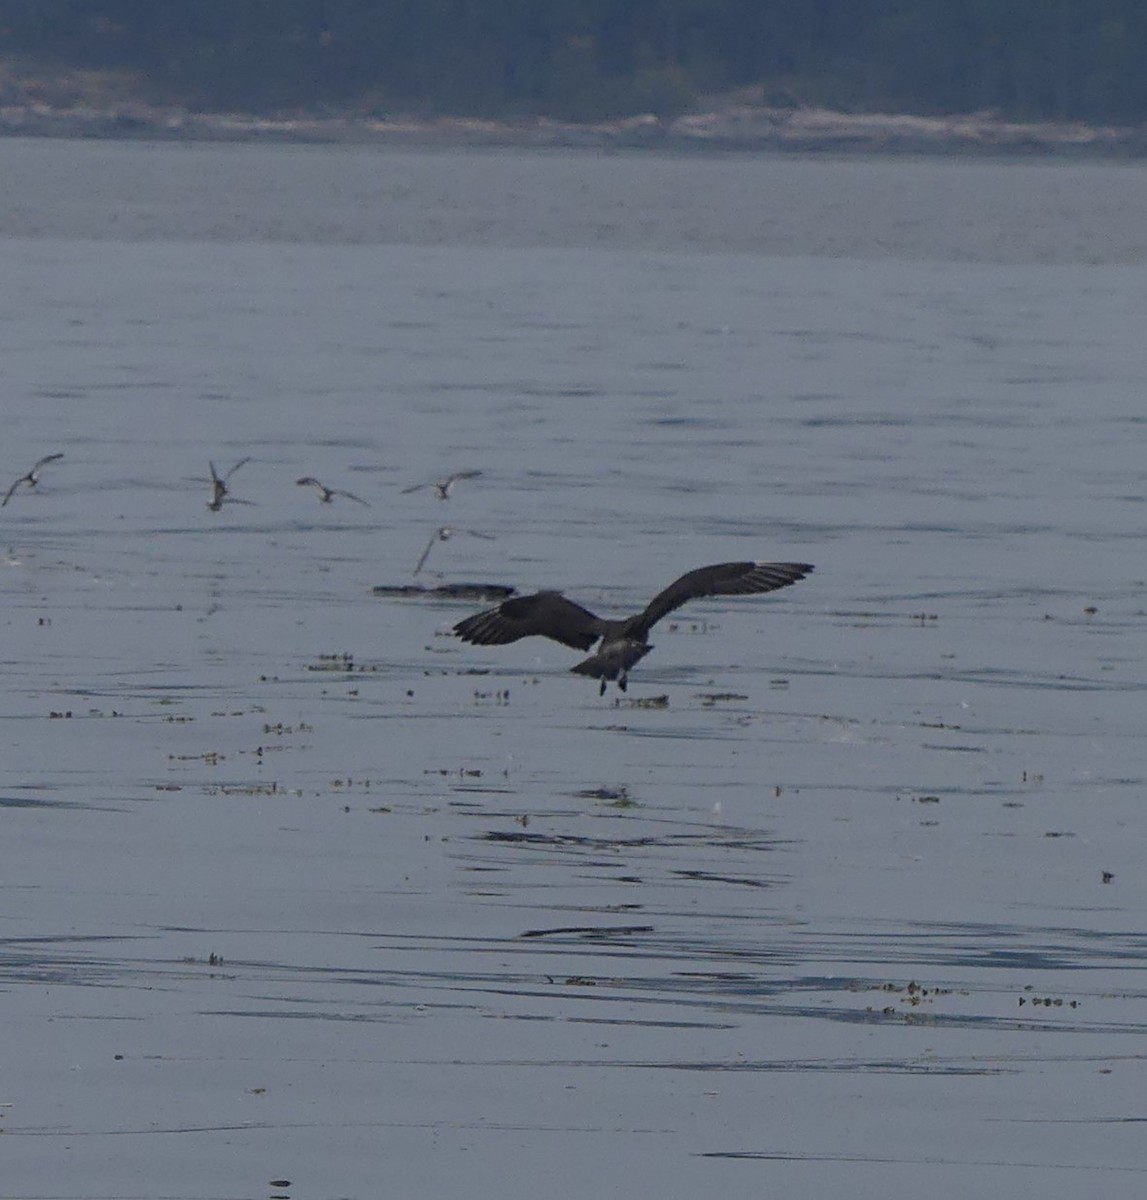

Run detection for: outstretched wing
[[33, 453, 64, 471], [334, 488, 369, 506], [1, 477, 24, 507], [634, 561, 814, 636], [413, 529, 444, 576], [454, 591, 601, 651]]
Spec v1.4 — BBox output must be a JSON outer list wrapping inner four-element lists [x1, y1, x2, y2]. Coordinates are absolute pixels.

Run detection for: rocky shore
[[1, 61, 1143, 157]]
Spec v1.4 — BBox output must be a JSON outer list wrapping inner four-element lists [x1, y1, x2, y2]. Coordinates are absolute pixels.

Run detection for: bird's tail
[[570, 639, 651, 683]]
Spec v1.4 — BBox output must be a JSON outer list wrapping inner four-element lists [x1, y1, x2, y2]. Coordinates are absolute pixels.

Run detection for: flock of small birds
[[3, 454, 482, 512], [3, 453, 486, 576], [5, 453, 814, 694], [197, 459, 481, 519]]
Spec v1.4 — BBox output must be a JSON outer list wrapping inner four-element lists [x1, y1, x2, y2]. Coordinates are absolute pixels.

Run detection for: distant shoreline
[[2, 92, 1145, 159]]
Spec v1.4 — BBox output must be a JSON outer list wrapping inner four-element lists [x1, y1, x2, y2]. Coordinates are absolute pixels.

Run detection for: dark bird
[[2, 453, 64, 507], [414, 525, 495, 576], [402, 469, 482, 500], [206, 457, 252, 512], [296, 476, 369, 506], [454, 560, 813, 694]]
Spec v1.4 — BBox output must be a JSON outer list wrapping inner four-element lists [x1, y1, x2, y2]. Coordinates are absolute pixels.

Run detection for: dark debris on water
[[371, 582, 517, 601]]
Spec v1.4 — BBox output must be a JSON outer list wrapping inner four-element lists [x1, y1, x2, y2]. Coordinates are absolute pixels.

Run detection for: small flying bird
[[2, 453, 64, 507], [401, 469, 482, 500], [454, 560, 814, 694], [206, 457, 252, 511], [414, 525, 495, 576], [296, 477, 370, 506]]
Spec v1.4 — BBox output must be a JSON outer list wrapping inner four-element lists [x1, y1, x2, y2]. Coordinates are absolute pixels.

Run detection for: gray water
[[1, 138, 1145, 1199]]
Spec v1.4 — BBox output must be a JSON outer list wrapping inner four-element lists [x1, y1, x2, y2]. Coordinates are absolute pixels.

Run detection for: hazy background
[[1, 0, 1145, 124]]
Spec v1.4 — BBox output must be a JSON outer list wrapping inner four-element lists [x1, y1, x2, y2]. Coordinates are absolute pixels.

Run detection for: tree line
[[2, 1, 1145, 122]]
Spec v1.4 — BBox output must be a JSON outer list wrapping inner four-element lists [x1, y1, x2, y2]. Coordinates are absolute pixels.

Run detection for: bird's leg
[[618, 672, 628, 692], [599, 678, 607, 697]]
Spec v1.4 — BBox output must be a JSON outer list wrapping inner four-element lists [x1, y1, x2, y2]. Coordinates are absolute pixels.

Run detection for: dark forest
[[2, 1, 1145, 121]]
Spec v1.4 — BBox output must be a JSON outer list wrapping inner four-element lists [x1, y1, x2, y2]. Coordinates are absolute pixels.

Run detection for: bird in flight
[[2, 453, 64, 507], [414, 525, 495, 576], [296, 477, 369, 506], [402, 470, 482, 500], [206, 458, 252, 511], [454, 560, 813, 693]]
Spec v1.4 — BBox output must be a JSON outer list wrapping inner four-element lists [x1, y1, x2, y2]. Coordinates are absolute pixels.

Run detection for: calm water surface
[[1, 138, 1145, 1199]]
